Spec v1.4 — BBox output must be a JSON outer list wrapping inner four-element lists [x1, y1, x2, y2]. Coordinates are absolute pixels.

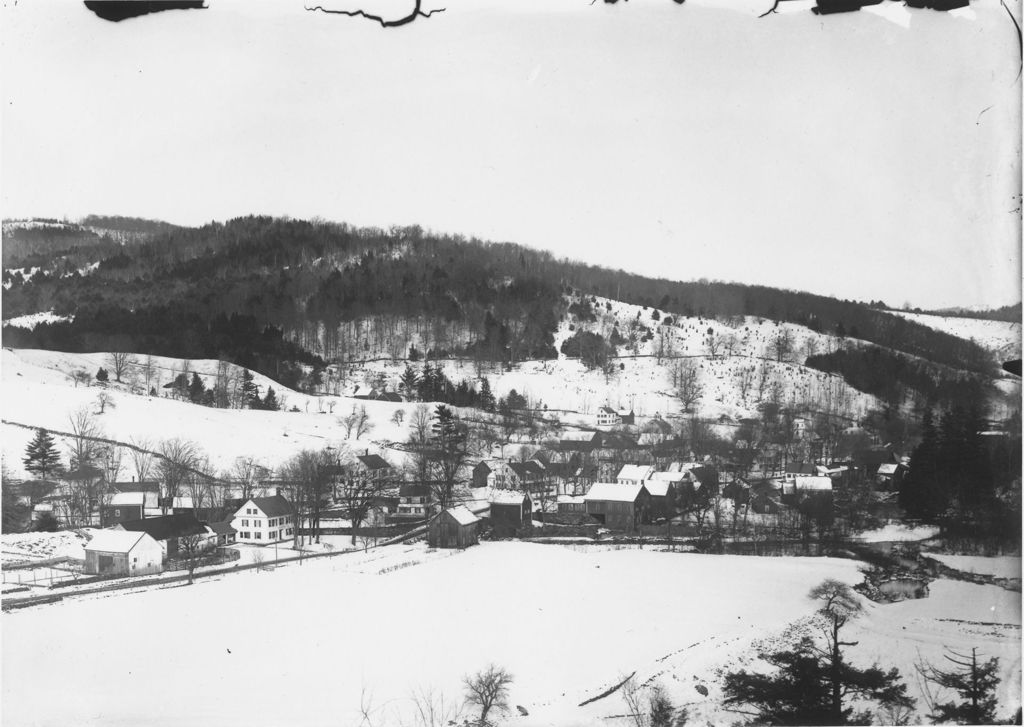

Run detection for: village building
[[781, 475, 834, 500], [208, 521, 237, 546], [876, 462, 909, 490], [616, 464, 655, 485], [556, 494, 587, 514], [489, 490, 532, 537], [643, 479, 677, 520], [101, 491, 160, 527], [394, 484, 432, 520], [84, 530, 164, 577], [115, 513, 211, 559], [354, 452, 394, 483], [596, 406, 621, 428], [472, 461, 494, 489], [230, 495, 295, 545], [583, 482, 651, 530], [427, 505, 480, 549]]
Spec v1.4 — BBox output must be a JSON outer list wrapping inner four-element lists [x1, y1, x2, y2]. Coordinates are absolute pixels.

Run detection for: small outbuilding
[[489, 491, 532, 537], [427, 506, 480, 549], [84, 530, 164, 577]]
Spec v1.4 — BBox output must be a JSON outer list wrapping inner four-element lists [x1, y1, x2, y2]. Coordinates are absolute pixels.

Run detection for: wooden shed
[[583, 482, 651, 531], [427, 506, 480, 549], [84, 530, 163, 577], [489, 491, 532, 537]]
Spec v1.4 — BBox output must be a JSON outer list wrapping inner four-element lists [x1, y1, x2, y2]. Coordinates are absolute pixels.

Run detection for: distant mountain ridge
[[0, 215, 1002, 410]]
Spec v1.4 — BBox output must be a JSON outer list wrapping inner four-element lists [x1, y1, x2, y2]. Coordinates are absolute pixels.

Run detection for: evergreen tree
[[23, 428, 61, 480], [241, 369, 260, 408], [724, 580, 913, 725], [95, 367, 109, 383], [188, 372, 206, 404], [505, 389, 528, 409], [400, 364, 420, 400], [900, 409, 945, 519], [479, 377, 496, 413], [921, 648, 999, 725], [262, 386, 280, 411]]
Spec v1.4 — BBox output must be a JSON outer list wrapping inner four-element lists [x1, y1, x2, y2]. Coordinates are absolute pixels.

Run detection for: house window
[[241, 531, 250, 539], [255, 532, 261, 540], [114, 509, 121, 517], [242, 519, 249, 527], [286, 528, 292, 536]]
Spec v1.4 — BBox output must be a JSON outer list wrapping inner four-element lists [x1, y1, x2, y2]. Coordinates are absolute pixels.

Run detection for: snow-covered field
[[2, 542, 1019, 727], [886, 309, 1021, 360], [0, 348, 416, 477], [928, 554, 1023, 581], [1, 311, 74, 330], [0, 529, 91, 564]]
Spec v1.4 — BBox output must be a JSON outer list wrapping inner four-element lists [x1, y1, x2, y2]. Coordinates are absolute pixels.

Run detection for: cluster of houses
[[82, 493, 296, 577]]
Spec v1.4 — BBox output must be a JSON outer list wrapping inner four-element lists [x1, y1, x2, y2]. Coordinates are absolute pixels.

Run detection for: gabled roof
[[474, 461, 493, 473], [118, 513, 206, 540], [399, 484, 431, 498], [491, 490, 531, 506], [616, 464, 654, 482], [357, 454, 390, 470], [561, 431, 600, 442], [442, 505, 480, 526], [246, 495, 293, 517], [644, 480, 675, 497], [86, 529, 152, 553], [584, 482, 647, 503], [598, 406, 618, 415]]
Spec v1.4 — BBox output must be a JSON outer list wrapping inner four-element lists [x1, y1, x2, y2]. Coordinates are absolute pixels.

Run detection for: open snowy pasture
[[885, 310, 1021, 360], [3, 542, 1020, 726]]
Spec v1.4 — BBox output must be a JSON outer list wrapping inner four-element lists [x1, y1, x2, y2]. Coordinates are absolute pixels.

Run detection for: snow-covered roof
[[584, 482, 646, 503], [648, 471, 686, 484], [877, 463, 900, 475], [557, 495, 584, 504], [85, 529, 151, 553], [788, 476, 833, 491], [444, 505, 481, 526], [109, 492, 146, 506], [616, 464, 654, 482], [598, 407, 617, 415], [644, 480, 674, 497], [491, 490, 530, 506], [561, 431, 598, 442]]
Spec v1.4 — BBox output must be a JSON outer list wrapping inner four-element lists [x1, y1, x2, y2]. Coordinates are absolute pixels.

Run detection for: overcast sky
[[2, 0, 1020, 309]]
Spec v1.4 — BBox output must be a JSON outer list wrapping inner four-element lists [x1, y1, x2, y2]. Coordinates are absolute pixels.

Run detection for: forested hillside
[[1, 216, 1001, 405]]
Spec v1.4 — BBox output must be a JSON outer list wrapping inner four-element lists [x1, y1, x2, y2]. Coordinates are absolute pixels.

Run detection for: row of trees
[[899, 406, 1022, 541]]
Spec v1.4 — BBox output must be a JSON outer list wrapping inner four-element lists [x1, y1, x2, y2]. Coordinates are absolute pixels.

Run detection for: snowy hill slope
[[887, 309, 1021, 361], [1, 349, 416, 479]]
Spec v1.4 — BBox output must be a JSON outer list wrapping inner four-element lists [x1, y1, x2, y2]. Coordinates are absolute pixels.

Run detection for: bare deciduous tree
[[67, 407, 102, 470], [95, 390, 116, 414], [128, 437, 154, 483], [179, 532, 207, 585], [672, 359, 703, 413], [157, 438, 199, 504], [107, 351, 135, 383], [463, 664, 514, 726]]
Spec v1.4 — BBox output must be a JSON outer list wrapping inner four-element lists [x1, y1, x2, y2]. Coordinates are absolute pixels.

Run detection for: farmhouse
[[84, 530, 164, 577], [489, 490, 532, 537], [427, 506, 480, 549], [231, 495, 295, 544], [583, 482, 651, 530], [391, 484, 432, 522], [355, 452, 393, 483], [596, 407, 620, 428], [115, 513, 210, 559]]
